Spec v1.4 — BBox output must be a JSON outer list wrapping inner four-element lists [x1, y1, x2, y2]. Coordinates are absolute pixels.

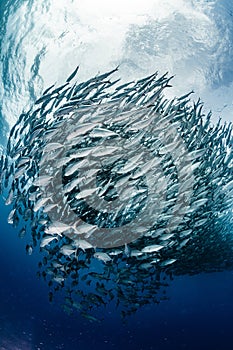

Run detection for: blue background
[[1, 1, 233, 349]]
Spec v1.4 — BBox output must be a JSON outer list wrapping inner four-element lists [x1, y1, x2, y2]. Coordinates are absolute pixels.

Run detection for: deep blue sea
[[1, 1, 233, 349]]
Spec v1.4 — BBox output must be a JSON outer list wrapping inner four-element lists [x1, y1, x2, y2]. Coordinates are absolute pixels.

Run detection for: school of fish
[[0, 66, 233, 319]]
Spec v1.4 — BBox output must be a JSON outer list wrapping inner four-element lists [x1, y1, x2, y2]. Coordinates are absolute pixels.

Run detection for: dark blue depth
[[1, 1, 233, 349]]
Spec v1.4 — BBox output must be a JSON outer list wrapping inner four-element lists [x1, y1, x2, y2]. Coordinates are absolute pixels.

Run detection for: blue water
[[1, 1, 233, 349], [1, 196, 233, 350]]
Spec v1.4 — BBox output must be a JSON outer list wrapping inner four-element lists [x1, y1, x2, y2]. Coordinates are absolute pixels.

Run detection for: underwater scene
[[0, 1, 233, 349]]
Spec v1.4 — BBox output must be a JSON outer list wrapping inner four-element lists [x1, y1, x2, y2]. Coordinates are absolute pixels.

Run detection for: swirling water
[[1, 1, 233, 349], [1, 0, 233, 136]]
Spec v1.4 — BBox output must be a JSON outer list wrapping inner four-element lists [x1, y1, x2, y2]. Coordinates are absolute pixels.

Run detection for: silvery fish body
[[1, 67, 233, 318]]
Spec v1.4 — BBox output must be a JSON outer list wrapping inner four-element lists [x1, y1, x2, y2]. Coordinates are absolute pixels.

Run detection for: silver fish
[[1, 67, 233, 320]]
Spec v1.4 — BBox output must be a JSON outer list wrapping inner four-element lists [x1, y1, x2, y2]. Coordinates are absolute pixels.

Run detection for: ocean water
[[1, 1, 233, 349]]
